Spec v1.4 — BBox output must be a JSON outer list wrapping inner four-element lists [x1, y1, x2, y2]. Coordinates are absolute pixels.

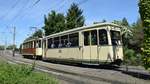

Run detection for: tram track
[[0, 52, 123, 84], [0, 50, 150, 84]]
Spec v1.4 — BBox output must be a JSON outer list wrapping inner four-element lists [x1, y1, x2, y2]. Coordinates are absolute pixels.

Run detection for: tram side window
[[36, 40, 41, 48], [29, 42, 32, 48], [99, 29, 108, 45], [48, 38, 52, 48], [84, 31, 90, 46], [27, 42, 29, 48], [54, 37, 59, 48], [69, 33, 79, 47], [61, 35, 68, 48], [29, 42, 31, 48], [91, 30, 97, 45], [23, 44, 25, 49], [30, 42, 33, 48], [34, 41, 36, 48], [39, 40, 41, 48], [24, 44, 26, 48]]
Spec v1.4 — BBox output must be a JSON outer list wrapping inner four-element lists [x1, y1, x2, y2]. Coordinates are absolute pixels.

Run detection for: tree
[[139, 0, 150, 70], [130, 19, 144, 53], [122, 18, 129, 27], [112, 18, 133, 47], [66, 3, 85, 30], [24, 29, 43, 42], [0, 45, 5, 50], [32, 29, 43, 38], [43, 11, 65, 36], [102, 19, 106, 23], [121, 18, 133, 47], [7, 45, 17, 50]]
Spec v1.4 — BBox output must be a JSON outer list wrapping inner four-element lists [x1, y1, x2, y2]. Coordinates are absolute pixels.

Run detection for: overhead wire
[[11, 0, 42, 24], [77, 0, 88, 5], [0, 0, 20, 20], [36, 0, 88, 27], [11, 0, 30, 23], [36, 0, 67, 27], [30, 0, 41, 8]]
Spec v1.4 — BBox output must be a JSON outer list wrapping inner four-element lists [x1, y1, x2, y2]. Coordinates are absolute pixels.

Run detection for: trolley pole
[[13, 27, 16, 57]]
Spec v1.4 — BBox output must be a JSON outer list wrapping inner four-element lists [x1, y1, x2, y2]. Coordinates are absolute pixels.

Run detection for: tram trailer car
[[21, 38, 43, 59], [42, 23, 123, 65]]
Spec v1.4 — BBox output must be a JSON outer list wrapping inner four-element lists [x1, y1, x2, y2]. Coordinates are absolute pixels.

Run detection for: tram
[[21, 38, 43, 59], [42, 23, 123, 65]]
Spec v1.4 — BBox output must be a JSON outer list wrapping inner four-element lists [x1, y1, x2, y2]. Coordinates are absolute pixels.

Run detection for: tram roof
[[46, 22, 121, 38], [23, 38, 42, 43]]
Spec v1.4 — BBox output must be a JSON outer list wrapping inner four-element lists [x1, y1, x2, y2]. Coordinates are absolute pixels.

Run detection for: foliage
[[123, 46, 142, 65], [121, 18, 129, 26], [102, 19, 107, 23], [0, 45, 5, 50], [113, 18, 144, 65], [24, 29, 43, 41], [6, 45, 17, 50], [43, 3, 85, 36], [66, 3, 85, 30], [139, 0, 150, 70], [0, 61, 58, 84], [112, 18, 133, 47], [129, 19, 144, 53], [43, 11, 65, 36], [32, 29, 43, 38]]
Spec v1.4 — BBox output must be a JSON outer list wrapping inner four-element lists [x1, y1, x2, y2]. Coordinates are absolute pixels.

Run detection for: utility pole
[[13, 27, 16, 57]]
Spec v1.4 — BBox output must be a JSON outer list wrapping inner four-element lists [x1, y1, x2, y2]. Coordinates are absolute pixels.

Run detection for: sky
[[0, 0, 139, 47]]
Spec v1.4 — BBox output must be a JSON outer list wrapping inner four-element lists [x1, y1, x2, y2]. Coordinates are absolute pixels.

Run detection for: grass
[[0, 60, 58, 84]]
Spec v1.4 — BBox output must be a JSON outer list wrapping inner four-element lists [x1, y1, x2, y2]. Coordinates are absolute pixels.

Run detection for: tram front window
[[99, 29, 108, 45], [110, 30, 121, 45]]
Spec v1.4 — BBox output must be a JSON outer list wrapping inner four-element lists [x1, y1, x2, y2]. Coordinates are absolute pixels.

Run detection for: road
[[0, 50, 150, 84]]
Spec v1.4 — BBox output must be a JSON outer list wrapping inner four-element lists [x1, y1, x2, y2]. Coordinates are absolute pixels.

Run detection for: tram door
[[83, 30, 98, 63]]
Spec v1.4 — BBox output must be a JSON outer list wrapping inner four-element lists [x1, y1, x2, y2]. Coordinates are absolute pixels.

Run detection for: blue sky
[[0, 0, 139, 47]]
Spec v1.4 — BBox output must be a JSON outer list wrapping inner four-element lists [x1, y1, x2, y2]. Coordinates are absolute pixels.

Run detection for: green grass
[[0, 60, 58, 84]]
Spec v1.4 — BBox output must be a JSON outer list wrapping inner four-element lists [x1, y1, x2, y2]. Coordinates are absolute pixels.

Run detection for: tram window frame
[[91, 30, 97, 45], [84, 31, 90, 46], [69, 33, 79, 47], [60, 35, 68, 48], [99, 29, 108, 45]]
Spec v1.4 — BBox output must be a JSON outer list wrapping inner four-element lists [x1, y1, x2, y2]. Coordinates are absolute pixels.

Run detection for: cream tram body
[[43, 23, 123, 65]]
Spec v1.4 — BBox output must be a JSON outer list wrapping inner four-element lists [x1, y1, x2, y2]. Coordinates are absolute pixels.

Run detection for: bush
[[0, 61, 58, 84], [123, 46, 142, 65]]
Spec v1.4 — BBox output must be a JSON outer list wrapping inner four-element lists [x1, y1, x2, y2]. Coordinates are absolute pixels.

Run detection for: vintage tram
[[21, 38, 43, 59], [21, 23, 123, 65]]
